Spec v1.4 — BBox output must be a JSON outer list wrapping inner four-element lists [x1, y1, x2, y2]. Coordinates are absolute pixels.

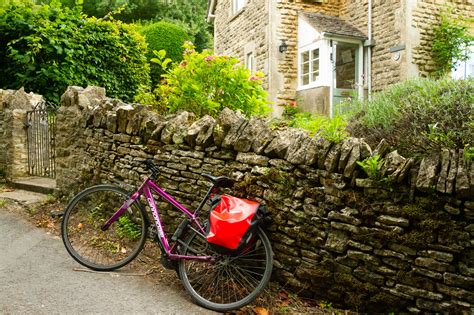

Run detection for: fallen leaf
[[253, 307, 269, 315], [77, 223, 84, 229]]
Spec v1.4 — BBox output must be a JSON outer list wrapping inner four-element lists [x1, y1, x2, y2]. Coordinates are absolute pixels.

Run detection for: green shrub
[[140, 21, 190, 86], [0, 2, 150, 102], [348, 77, 474, 156], [149, 42, 270, 118], [286, 112, 348, 143]]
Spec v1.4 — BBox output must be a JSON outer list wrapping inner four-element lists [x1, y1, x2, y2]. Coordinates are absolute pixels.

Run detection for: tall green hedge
[[140, 21, 190, 86], [0, 3, 150, 102]]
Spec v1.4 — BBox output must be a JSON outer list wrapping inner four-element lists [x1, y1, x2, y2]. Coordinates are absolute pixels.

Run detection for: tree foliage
[[37, 0, 212, 50], [0, 2, 150, 102], [140, 21, 190, 86]]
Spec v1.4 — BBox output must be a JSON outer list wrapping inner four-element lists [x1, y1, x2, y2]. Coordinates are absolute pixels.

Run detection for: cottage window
[[232, 0, 245, 14], [299, 45, 320, 87]]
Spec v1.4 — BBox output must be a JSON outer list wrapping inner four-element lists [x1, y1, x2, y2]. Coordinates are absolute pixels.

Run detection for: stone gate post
[[0, 88, 42, 181]]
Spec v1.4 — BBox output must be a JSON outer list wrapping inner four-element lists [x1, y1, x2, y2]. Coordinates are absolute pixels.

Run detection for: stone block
[[185, 115, 215, 147], [374, 249, 405, 259], [455, 149, 471, 198], [328, 207, 361, 225], [265, 128, 304, 159], [415, 257, 449, 272], [236, 152, 269, 166], [376, 215, 409, 227], [418, 250, 453, 262], [347, 250, 380, 265], [445, 149, 457, 194], [330, 222, 360, 234], [343, 139, 360, 178], [394, 284, 443, 300], [324, 142, 342, 172], [443, 273, 474, 289], [286, 134, 312, 165], [437, 283, 474, 303], [353, 266, 384, 286], [416, 155, 440, 192], [416, 299, 451, 312], [436, 148, 450, 193], [325, 230, 349, 253]]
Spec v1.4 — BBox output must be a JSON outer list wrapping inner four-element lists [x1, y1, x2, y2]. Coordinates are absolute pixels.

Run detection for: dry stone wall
[[56, 86, 473, 313]]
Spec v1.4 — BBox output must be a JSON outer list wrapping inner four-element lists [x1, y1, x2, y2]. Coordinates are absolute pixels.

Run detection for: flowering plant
[[151, 42, 270, 117]]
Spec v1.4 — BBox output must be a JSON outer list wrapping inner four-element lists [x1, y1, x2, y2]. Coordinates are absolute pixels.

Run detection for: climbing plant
[[432, 9, 473, 77]]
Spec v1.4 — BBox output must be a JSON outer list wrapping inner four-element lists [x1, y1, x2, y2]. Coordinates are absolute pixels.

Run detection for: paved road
[[0, 206, 214, 315]]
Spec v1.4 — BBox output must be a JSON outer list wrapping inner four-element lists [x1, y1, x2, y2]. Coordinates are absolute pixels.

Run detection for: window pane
[[312, 49, 319, 60], [234, 0, 245, 13], [302, 51, 309, 63], [302, 62, 309, 75], [301, 74, 309, 85], [335, 44, 357, 89], [311, 71, 319, 82]]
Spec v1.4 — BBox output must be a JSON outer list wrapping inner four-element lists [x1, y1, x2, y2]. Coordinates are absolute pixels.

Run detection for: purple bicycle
[[61, 160, 273, 312]]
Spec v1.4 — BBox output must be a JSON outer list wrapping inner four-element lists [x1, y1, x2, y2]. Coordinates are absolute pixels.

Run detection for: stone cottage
[[206, 0, 474, 117]]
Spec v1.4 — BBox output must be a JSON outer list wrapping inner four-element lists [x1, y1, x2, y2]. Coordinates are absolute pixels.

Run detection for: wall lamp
[[279, 39, 288, 53]]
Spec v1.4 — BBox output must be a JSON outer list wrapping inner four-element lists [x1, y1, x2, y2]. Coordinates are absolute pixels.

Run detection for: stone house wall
[[213, 0, 270, 88], [56, 86, 474, 313], [0, 89, 42, 180], [341, 0, 405, 91]]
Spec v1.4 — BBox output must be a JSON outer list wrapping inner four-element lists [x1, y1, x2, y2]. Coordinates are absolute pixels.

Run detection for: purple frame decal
[[103, 177, 211, 262]]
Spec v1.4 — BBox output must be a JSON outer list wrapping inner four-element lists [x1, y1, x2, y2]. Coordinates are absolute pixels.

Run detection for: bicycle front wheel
[[61, 185, 148, 271], [178, 226, 273, 312]]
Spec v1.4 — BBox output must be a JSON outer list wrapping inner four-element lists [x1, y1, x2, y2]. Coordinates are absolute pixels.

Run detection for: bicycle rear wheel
[[178, 226, 273, 312], [61, 185, 148, 271]]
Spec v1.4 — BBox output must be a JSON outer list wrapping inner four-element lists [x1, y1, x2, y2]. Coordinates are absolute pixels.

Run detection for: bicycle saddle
[[201, 174, 234, 188]]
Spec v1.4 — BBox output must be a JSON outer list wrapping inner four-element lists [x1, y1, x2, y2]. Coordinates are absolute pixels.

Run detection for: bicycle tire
[[178, 225, 273, 312], [61, 185, 148, 271]]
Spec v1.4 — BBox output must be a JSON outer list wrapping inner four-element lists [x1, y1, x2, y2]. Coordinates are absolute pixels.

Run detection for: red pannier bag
[[206, 195, 265, 255]]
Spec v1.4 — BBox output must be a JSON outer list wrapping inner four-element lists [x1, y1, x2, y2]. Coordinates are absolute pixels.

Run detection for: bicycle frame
[[102, 177, 214, 263]]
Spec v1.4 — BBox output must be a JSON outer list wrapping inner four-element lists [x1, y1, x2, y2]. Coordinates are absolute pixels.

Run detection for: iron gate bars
[[25, 101, 57, 178]]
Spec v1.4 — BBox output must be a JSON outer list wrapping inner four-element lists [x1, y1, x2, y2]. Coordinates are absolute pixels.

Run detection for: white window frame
[[298, 42, 322, 89], [452, 44, 474, 80], [232, 0, 245, 15]]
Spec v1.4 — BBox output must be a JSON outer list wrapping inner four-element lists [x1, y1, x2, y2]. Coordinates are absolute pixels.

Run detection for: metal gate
[[26, 101, 58, 178]]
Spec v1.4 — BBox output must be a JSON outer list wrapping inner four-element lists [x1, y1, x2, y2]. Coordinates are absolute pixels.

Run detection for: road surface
[[0, 205, 214, 315]]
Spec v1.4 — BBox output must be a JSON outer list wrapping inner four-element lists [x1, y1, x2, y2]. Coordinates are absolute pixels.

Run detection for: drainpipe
[[367, 0, 372, 100]]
